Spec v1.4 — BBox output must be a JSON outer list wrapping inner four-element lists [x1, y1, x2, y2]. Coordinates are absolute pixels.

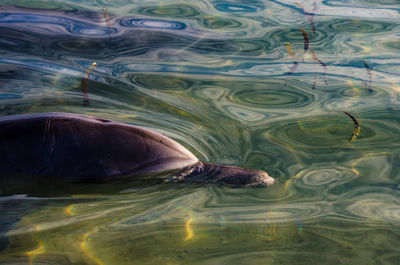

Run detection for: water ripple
[[136, 4, 201, 18], [230, 84, 314, 109], [293, 165, 357, 189], [341, 190, 400, 225], [329, 19, 397, 33], [119, 18, 187, 30], [1, 1, 400, 264]]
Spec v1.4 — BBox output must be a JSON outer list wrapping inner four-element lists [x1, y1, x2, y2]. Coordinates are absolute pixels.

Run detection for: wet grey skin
[[0, 113, 274, 194]]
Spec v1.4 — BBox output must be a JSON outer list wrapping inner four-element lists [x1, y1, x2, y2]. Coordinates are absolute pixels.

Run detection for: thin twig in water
[[284, 43, 299, 87], [362, 60, 372, 91], [103, 8, 112, 39], [295, 2, 316, 33], [343, 111, 360, 142], [298, 26, 309, 62], [81, 62, 96, 106], [310, 50, 328, 89]]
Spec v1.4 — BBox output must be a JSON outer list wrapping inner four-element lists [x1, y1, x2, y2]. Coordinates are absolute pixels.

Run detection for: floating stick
[[284, 43, 299, 87], [362, 60, 372, 90], [312, 66, 317, 89], [103, 8, 111, 39], [295, 2, 316, 33], [103, 8, 110, 25], [298, 27, 309, 53], [81, 62, 96, 106], [310, 50, 318, 89], [310, 50, 328, 88], [284, 43, 297, 61], [343, 111, 360, 142], [298, 26, 309, 61]]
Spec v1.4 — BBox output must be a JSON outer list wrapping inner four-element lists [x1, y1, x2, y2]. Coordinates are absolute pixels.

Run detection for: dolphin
[[0, 113, 274, 194]]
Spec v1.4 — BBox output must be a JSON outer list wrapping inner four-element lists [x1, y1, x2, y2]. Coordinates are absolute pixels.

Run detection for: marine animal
[[0, 113, 274, 194]]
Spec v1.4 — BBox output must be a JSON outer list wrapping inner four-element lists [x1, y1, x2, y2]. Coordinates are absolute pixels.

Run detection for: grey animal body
[[0, 113, 274, 194]]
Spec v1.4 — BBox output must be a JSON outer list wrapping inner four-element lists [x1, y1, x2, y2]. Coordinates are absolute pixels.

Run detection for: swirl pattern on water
[[119, 18, 187, 30], [213, 1, 263, 13], [1, 0, 400, 264], [337, 189, 400, 225], [230, 85, 314, 109], [136, 4, 201, 18], [294, 165, 357, 188], [329, 19, 397, 33]]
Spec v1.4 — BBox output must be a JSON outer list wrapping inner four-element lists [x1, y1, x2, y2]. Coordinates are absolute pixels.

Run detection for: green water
[[1, 0, 400, 264]]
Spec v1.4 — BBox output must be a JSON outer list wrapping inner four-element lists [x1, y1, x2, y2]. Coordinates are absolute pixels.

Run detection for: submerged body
[[0, 113, 273, 194]]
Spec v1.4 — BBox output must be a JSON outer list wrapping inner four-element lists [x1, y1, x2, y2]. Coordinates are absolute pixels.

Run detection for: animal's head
[[181, 162, 274, 187]]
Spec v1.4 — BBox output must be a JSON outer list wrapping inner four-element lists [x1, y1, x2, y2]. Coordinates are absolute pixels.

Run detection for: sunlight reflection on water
[[1, 0, 400, 264]]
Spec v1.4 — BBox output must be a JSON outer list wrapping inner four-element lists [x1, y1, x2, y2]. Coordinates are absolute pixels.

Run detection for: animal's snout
[[211, 165, 275, 187]]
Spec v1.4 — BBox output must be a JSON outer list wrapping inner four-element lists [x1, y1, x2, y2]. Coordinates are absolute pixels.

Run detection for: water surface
[[1, 0, 400, 264]]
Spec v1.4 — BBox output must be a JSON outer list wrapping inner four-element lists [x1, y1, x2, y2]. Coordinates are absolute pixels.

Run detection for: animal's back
[[0, 113, 198, 182]]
